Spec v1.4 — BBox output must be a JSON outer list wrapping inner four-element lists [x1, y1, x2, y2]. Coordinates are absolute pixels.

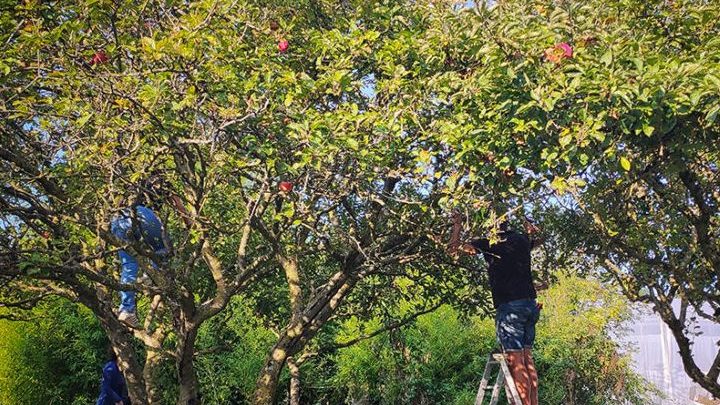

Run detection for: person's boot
[[118, 311, 140, 328]]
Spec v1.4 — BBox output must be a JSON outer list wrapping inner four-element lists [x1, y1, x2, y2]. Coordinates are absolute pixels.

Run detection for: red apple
[[279, 181, 293, 192], [278, 39, 289, 53], [557, 42, 573, 58], [544, 42, 573, 64], [90, 51, 109, 65]]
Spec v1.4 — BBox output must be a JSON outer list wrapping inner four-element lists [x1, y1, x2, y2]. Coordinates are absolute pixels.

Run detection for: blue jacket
[[97, 361, 127, 405], [110, 205, 169, 255]]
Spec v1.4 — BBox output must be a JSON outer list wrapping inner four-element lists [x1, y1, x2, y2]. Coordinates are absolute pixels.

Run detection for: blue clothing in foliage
[[110, 205, 169, 313], [96, 360, 128, 405]]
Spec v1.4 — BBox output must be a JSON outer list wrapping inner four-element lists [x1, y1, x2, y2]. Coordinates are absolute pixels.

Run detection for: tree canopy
[[1, 0, 719, 403]]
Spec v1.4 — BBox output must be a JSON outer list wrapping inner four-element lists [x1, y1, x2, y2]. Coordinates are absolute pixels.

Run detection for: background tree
[[499, 0, 720, 396], [0, 300, 107, 405], [424, 0, 720, 396]]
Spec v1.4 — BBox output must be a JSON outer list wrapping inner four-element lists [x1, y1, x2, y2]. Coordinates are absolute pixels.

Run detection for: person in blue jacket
[[111, 203, 170, 328], [97, 347, 130, 405], [110, 174, 191, 328]]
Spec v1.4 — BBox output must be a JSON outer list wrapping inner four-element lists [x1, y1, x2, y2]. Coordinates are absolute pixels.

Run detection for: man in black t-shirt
[[450, 213, 543, 405]]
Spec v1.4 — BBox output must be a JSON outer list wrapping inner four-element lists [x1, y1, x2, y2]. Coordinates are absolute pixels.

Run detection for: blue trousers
[[495, 298, 540, 351], [111, 205, 168, 313]]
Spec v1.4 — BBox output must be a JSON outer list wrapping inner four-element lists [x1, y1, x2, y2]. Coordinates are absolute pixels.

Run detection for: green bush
[[329, 275, 655, 405], [0, 299, 107, 405], [0, 277, 656, 404], [195, 297, 278, 404]]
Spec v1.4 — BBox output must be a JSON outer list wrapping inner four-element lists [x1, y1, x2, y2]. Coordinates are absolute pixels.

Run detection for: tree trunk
[[253, 269, 360, 404], [76, 286, 149, 404], [144, 349, 164, 404], [105, 324, 148, 404], [177, 326, 200, 405], [254, 343, 290, 405], [655, 300, 720, 398], [288, 357, 300, 405], [254, 254, 304, 405]]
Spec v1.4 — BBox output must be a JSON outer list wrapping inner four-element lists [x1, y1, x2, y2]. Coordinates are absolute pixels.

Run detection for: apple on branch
[[89, 51, 109, 65], [278, 39, 289, 53], [544, 42, 573, 64], [278, 181, 293, 193]]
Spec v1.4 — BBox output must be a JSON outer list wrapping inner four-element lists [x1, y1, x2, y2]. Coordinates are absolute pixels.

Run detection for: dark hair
[[133, 171, 169, 209], [106, 345, 118, 362]]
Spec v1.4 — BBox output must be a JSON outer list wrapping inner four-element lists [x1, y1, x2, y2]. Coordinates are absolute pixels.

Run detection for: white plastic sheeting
[[622, 302, 720, 404]]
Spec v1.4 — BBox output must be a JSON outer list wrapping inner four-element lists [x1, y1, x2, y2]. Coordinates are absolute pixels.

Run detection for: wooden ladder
[[475, 352, 523, 405]]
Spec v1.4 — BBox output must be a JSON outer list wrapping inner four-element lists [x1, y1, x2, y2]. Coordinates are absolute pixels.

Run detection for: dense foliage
[[0, 300, 107, 405], [0, 276, 654, 404]]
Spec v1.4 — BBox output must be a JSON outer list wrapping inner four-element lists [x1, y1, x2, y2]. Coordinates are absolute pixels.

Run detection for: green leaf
[[140, 36, 157, 52], [570, 178, 587, 188], [550, 176, 567, 194], [346, 137, 359, 151], [76, 112, 93, 128], [641, 123, 654, 136], [559, 129, 573, 148], [706, 105, 719, 125], [600, 50, 613, 66], [620, 157, 631, 171], [690, 90, 704, 106], [631, 58, 644, 72]]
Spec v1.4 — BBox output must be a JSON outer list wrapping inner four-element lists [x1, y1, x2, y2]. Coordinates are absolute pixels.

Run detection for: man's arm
[[524, 217, 545, 250], [449, 212, 484, 256]]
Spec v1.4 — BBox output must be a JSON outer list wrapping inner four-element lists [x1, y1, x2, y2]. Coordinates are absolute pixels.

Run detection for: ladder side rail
[[497, 354, 522, 405], [489, 366, 505, 405], [475, 354, 497, 405]]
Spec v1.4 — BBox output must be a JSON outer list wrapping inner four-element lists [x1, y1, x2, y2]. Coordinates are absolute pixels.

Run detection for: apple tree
[[0, 1, 501, 403], [445, 0, 720, 397]]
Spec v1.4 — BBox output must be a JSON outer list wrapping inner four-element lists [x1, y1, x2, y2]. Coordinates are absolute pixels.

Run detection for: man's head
[[105, 344, 118, 363], [128, 170, 168, 208]]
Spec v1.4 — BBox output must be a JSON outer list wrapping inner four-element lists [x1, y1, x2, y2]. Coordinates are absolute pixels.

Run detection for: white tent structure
[[623, 302, 720, 404]]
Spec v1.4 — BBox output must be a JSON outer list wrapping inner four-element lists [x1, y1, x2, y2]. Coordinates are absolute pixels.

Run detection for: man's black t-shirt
[[471, 230, 537, 308]]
